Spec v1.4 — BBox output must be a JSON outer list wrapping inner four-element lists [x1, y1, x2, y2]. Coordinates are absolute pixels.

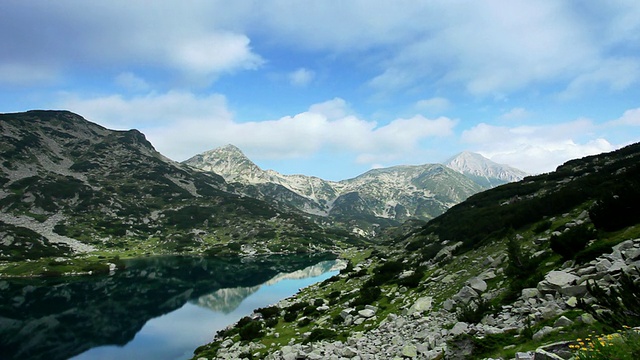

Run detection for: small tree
[[581, 270, 640, 330]]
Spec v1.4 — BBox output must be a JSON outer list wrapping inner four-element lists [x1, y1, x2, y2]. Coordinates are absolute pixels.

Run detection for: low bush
[[550, 224, 597, 260], [256, 306, 280, 320], [456, 298, 494, 324], [304, 329, 338, 344], [581, 271, 640, 330], [238, 320, 263, 341]]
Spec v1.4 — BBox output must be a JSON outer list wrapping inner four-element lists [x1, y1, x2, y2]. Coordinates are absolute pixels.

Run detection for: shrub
[[533, 220, 553, 234], [398, 269, 424, 288], [352, 285, 381, 306], [303, 328, 337, 344], [238, 320, 263, 341], [581, 270, 640, 330], [283, 311, 298, 322], [550, 224, 596, 260], [256, 306, 280, 320], [570, 329, 640, 360], [456, 298, 494, 324]]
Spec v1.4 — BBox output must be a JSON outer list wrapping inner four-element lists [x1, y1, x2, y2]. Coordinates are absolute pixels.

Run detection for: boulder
[[358, 309, 376, 318], [468, 277, 487, 293], [454, 286, 479, 304], [408, 296, 433, 315], [578, 313, 596, 325], [399, 270, 415, 279], [612, 239, 636, 252], [515, 352, 534, 360], [545, 271, 579, 287], [532, 326, 555, 341], [553, 316, 573, 328], [401, 344, 418, 358], [558, 284, 587, 297], [595, 259, 613, 272], [449, 322, 469, 336], [607, 259, 627, 273], [538, 271, 578, 294], [565, 296, 578, 308], [521, 288, 539, 300], [624, 248, 640, 261]]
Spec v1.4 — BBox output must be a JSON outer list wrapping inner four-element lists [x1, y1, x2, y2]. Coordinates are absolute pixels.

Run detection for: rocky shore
[[197, 237, 640, 360]]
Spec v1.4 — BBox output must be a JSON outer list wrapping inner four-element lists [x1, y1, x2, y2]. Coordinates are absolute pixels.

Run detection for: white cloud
[[115, 72, 150, 92], [56, 93, 455, 165], [460, 119, 616, 174], [415, 97, 451, 114], [0, 63, 58, 86], [499, 107, 531, 121], [3, 2, 639, 95], [170, 32, 264, 79], [608, 107, 640, 126], [0, 2, 264, 87], [288, 68, 315, 87]]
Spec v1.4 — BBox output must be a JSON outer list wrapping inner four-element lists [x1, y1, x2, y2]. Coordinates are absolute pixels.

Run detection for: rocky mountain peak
[[184, 144, 266, 183], [444, 151, 528, 187]]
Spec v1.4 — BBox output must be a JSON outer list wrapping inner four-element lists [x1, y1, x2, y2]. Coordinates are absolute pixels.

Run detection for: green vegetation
[[570, 329, 640, 360]]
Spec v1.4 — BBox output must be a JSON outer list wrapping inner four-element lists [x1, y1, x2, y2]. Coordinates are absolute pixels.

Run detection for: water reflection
[[0, 254, 341, 360]]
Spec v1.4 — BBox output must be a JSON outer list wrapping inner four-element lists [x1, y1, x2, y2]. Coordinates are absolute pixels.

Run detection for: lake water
[[0, 254, 343, 360]]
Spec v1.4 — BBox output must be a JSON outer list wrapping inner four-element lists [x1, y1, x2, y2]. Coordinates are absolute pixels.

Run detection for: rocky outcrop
[[203, 238, 640, 360]]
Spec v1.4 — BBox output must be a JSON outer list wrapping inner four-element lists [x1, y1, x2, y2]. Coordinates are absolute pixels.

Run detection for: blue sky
[[1, 1, 639, 181]]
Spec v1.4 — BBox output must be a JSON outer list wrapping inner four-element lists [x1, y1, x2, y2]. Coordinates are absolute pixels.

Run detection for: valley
[[1, 110, 640, 359]]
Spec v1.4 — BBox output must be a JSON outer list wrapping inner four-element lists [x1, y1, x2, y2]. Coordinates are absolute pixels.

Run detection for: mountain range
[[0, 111, 359, 271], [184, 144, 527, 233], [0, 110, 525, 274]]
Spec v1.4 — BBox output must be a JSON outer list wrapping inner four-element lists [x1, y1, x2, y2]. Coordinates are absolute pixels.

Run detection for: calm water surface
[[0, 254, 343, 360]]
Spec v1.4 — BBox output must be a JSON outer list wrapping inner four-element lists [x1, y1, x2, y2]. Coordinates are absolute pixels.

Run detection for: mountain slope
[[0, 111, 358, 273], [184, 145, 486, 231], [445, 151, 528, 187], [194, 142, 640, 360]]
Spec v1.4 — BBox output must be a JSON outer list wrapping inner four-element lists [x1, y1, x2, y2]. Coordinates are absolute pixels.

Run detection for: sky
[[1, 1, 640, 181]]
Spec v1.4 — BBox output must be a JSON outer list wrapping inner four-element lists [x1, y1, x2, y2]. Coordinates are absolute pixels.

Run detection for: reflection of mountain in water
[[193, 286, 261, 313], [0, 253, 336, 360], [265, 260, 345, 285], [193, 259, 346, 313]]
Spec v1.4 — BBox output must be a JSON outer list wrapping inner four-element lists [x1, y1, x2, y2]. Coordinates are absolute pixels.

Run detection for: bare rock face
[[185, 145, 497, 229]]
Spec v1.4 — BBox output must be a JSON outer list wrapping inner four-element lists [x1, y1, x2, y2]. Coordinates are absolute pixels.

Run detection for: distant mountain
[[444, 151, 528, 188], [0, 111, 357, 269], [184, 145, 487, 232]]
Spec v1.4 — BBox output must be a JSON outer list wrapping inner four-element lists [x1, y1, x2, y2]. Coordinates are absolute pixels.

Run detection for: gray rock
[[358, 309, 376, 318], [515, 352, 534, 360], [558, 284, 587, 297], [545, 271, 579, 287], [468, 277, 487, 293], [341, 308, 354, 319], [608, 259, 627, 273], [578, 313, 596, 325], [454, 286, 478, 304], [479, 270, 497, 280], [624, 248, 640, 261], [565, 296, 578, 308], [399, 270, 415, 279], [443, 299, 455, 311], [596, 259, 613, 272], [449, 322, 469, 336], [613, 239, 636, 252], [401, 344, 418, 358], [342, 346, 358, 357], [408, 296, 433, 315], [521, 288, 539, 300], [532, 326, 555, 341], [553, 316, 573, 328]]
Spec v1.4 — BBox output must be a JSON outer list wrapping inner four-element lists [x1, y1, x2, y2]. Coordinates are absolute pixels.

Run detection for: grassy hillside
[[193, 142, 640, 359]]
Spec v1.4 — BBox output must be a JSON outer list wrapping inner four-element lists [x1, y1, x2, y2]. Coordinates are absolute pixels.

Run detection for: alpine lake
[[0, 253, 344, 360]]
